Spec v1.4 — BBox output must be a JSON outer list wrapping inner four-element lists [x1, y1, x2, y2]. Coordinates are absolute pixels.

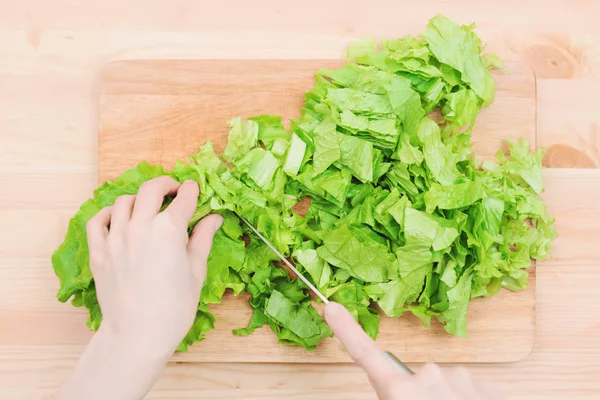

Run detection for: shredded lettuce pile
[[52, 14, 556, 351]]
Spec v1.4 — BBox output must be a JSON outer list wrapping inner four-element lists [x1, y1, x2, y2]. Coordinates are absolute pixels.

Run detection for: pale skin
[[59, 176, 504, 400]]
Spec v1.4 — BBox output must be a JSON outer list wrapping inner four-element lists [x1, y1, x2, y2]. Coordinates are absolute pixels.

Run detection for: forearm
[[59, 327, 169, 400]]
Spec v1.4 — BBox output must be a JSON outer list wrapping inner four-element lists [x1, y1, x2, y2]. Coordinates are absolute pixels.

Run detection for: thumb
[[187, 214, 223, 285], [324, 302, 399, 383]]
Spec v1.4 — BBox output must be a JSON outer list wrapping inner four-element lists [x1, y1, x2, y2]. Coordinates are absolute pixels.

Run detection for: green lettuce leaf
[[337, 133, 374, 182], [424, 180, 485, 213], [423, 14, 495, 105], [293, 247, 332, 289], [264, 290, 332, 349], [438, 270, 473, 337], [177, 305, 217, 352], [200, 230, 246, 304], [317, 225, 397, 282], [312, 116, 341, 174], [283, 133, 307, 177], [233, 148, 280, 190], [249, 115, 289, 149], [365, 262, 429, 318], [418, 117, 460, 185], [233, 307, 268, 336], [223, 117, 259, 162], [330, 281, 380, 339]]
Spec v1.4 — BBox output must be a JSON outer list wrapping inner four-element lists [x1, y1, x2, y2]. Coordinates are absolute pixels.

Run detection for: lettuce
[[422, 14, 495, 105], [317, 225, 397, 283], [52, 14, 556, 351], [329, 281, 379, 339]]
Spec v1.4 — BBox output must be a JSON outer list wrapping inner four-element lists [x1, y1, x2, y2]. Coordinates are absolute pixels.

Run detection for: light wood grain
[[537, 80, 600, 168], [2, 0, 600, 33], [1, 1, 600, 398], [0, 258, 536, 364]]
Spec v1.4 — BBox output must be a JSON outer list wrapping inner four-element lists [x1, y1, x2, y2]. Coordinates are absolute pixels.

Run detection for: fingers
[[445, 366, 477, 400], [94, 177, 200, 239], [110, 195, 136, 235], [414, 363, 444, 388], [324, 302, 400, 383], [475, 380, 506, 400], [416, 362, 443, 379], [133, 176, 181, 220], [187, 214, 224, 285], [86, 206, 114, 275], [446, 367, 505, 400], [164, 181, 200, 226], [86, 206, 113, 251]]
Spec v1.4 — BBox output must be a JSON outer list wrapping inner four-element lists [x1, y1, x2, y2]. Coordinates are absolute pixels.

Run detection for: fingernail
[[213, 215, 224, 232]]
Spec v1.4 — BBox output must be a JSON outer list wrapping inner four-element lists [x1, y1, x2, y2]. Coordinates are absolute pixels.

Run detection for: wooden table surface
[[1, 1, 599, 399]]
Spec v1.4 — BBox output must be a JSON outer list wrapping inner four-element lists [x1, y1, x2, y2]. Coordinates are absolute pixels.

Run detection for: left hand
[[88, 176, 222, 357], [59, 176, 223, 400]]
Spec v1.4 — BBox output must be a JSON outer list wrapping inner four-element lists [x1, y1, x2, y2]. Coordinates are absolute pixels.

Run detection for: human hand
[[60, 177, 222, 400], [324, 302, 504, 400], [87, 176, 223, 358]]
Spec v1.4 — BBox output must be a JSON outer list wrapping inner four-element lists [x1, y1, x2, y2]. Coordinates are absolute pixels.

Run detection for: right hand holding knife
[[324, 302, 505, 400]]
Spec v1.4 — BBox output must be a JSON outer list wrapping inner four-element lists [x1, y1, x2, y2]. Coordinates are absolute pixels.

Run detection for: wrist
[[59, 327, 170, 400], [94, 325, 174, 366]]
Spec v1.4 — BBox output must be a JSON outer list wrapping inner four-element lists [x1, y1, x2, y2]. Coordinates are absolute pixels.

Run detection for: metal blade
[[239, 216, 329, 304]]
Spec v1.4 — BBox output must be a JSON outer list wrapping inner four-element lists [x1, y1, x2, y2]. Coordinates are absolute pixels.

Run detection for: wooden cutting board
[[98, 59, 535, 363]]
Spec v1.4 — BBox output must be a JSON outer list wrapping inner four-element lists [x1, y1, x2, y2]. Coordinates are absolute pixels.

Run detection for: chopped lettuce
[[264, 290, 332, 349], [317, 225, 397, 283], [330, 281, 380, 339], [283, 133, 307, 177], [52, 15, 556, 353], [423, 14, 495, 105], [222, 117, 259, 162], [293, 247, 332, 290]]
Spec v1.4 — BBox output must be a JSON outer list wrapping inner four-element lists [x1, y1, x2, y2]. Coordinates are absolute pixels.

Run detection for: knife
[[239, 215, 414, 376], [239, 216, 329, 303]]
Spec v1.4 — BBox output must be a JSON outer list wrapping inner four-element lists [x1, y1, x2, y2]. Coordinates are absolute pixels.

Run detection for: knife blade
[[239, 215, 413, 375], [239, 216, 329, 304]]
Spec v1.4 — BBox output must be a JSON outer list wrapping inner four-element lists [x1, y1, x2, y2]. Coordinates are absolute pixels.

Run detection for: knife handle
[[383, 351, 414, 375]]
